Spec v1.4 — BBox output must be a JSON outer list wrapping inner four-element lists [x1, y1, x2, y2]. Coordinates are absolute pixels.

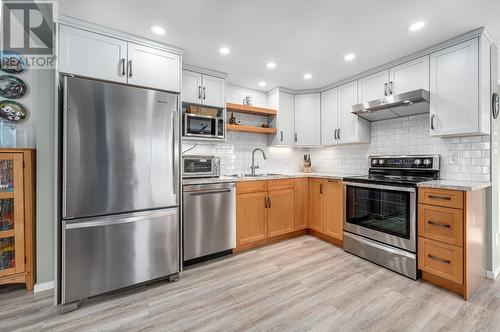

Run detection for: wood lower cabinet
[[307, 178, 324, 232], [236, 180, 296, 251], [418, 187, 486, 300], [236, 190, 268, 248], [307, 178, 343, 243], [268, 188, 294, 238], [0, 149, 35, 290], [293, 178, 308, 230], [323, 180, 343, 241]]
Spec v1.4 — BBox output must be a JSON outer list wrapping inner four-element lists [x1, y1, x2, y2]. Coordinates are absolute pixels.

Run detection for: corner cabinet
[[59, 24, 181, 92], [0, 149, 35, 290], [429, 37, 490, 136], [182, 70, 225, 108], [294, 93, 321, 146]]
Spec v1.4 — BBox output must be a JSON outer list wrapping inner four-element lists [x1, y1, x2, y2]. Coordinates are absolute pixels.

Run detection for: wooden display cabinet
[[0, 149, 35, 290]]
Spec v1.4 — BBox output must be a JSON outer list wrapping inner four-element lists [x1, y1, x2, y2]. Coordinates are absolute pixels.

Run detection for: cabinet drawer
[[237, 181, 267, 194], [418, 237, 463, 284], [418, 188, 464, 209], [418, 204, 463, 246], [268, 179, 294, 191]]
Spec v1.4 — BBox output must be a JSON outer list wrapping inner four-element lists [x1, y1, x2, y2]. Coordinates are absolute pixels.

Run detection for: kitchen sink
[[225, 173, 285, 178]]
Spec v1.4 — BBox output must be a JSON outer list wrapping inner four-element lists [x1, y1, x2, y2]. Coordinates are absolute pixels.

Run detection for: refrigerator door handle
[[65, 208, 177, 229], [171, 111, 178, 198]]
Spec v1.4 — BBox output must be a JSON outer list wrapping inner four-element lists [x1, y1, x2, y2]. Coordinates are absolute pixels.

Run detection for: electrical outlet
[[448, 151, 458, 165]]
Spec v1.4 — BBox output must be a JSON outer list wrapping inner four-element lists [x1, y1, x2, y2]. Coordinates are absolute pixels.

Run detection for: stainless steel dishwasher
[[182, 182, 236, 265]]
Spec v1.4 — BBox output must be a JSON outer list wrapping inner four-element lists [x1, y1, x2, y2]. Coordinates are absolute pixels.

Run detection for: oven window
[[345, 186, 411, 239], [184, 159, 212, 173]]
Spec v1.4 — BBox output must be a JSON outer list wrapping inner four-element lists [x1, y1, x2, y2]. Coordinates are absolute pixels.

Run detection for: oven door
[[344, 182, 416, 252]]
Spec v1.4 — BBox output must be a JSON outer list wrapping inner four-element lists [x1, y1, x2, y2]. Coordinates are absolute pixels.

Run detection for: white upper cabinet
[[321, 88, 339, 146], [338, 81, 370, 144], [294, 93, 321, 146], [59, 25, 127, 83], [182, 70, 202, 104], [357, 70, 389, 103], [267, 91, 295, 146], [389, 55, 430, 95], [59, 24, 181, 92], [127, 42, 180, 92], [201, 75, 225, 108], [182, 70, 225, 108], [430, 38, 484, 136]]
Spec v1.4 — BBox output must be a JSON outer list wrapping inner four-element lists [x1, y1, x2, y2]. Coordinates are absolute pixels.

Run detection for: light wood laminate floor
[[1, 235, 500, 331]]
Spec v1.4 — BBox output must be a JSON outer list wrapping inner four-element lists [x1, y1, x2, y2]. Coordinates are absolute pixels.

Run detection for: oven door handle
[[343, 181, 415, 193]]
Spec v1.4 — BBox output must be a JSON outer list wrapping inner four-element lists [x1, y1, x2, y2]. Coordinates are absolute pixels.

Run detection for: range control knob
[[423, 159, 432, 166], [372, 159, 378, 165], [378, 159, 385, 165], [414, 159, 422, 166]]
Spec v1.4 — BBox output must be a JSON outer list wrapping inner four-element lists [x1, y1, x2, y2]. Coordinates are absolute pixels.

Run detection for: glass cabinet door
[[0, 153, 24, 276]]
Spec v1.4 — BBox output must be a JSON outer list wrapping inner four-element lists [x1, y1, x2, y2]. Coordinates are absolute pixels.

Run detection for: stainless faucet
[[250, 148, 267, 175]]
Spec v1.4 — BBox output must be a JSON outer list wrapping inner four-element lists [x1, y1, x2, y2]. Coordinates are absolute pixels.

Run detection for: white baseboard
[[486, 266, 500, 280], [34, 280, 54, 293]]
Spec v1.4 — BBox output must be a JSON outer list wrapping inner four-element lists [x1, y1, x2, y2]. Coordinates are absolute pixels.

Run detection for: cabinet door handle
[[428, 220, 451, 228], [389, 81, 393, 95], [337, 128, 341, 140], [203, 87, 206, 100], [280, 131, 283, 142], [294, 132, 298, 143], [120, 58, 126, 76], [428, 194, 451, 201], [127, 60, 133, 77], [428, 254, 451, 264], [264, 197, 268, 208], [198, 86, 202, 99], [384, 83, 388, 96], [334, 129, 338, 140], [320, 183, 324, 194], [268, 196, 272, 208], [430, 114, 436, 130]]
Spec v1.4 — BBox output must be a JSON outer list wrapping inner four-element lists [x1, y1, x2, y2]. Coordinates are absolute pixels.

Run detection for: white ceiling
[[59, 0, 500, 91]]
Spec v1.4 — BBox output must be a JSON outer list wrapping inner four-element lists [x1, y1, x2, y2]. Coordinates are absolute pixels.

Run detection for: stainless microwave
[[183, 113, 225, 139]]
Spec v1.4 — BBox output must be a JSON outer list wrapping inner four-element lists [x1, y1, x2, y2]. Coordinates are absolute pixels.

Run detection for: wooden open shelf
[[226, 124, 277, 134], [226, 103, 277, 116]]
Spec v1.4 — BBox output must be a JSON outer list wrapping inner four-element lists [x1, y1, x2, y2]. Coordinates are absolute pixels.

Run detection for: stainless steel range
[[343, 155, 439, 279]]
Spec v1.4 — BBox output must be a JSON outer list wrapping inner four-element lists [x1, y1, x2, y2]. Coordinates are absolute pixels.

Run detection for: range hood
[[351, 89, 430, 122]]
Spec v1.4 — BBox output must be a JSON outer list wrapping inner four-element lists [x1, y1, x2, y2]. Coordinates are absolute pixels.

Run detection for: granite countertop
[[417, 180, 491, 192], [182, 172, 491, 192]]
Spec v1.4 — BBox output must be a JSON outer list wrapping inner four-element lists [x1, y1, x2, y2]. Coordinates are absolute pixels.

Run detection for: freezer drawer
[[62, 208, 179, 304], [183, 183, 236, 262]]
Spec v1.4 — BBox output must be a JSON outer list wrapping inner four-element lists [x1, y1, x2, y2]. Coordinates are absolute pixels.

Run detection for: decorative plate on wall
[[0, 75, 27, 99], [0, 100, 27, 122], [0, 52, 25, 74]]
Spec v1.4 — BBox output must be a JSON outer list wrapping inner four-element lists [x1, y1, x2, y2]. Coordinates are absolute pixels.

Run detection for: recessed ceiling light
[[258, 81, 267, 87], [408, 21, 426, 32], [303, 73, 312, 80], [150, 25, 166, 35], [344, 53, 356, 62], [219, 47, 230, 55], [266, 62, 276, 69]]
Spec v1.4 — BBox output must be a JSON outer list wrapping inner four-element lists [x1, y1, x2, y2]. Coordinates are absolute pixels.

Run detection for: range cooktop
[[343, 155, 440, 187]]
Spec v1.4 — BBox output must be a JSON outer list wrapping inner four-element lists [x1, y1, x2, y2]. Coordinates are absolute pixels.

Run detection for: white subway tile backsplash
[[309, 113, 491, 181]]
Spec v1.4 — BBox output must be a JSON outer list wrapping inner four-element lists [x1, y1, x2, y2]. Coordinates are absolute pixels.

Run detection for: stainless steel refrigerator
[[60, 75, 180, 305]]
